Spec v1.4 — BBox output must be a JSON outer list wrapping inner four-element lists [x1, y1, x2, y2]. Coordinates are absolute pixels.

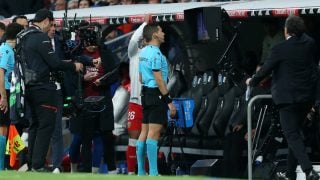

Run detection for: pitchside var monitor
[[184, 6, 230, 72], [184, 6, 223, 43]]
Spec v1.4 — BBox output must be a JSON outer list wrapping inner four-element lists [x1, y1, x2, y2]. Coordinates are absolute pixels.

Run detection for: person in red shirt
[[84, 43, 118, 174]]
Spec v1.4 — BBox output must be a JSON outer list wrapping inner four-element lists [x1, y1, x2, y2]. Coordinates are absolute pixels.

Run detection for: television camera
[[59, 15, 102, 59], [58, 12, 104, 116]]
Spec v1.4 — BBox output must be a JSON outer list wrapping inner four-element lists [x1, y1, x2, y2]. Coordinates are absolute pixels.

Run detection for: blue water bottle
[[176, 166, 182, 176], [99, 163, 108, 174]]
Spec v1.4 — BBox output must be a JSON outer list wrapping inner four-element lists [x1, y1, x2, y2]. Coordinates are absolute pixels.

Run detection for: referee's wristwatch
[[162, 93, 172, 104]]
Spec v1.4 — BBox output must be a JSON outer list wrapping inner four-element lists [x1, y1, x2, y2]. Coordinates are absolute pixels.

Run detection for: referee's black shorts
[[141, 87, 168, 125]]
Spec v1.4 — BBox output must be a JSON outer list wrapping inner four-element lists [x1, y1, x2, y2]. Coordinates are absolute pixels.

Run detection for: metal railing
[[247, 94, 272, 180]]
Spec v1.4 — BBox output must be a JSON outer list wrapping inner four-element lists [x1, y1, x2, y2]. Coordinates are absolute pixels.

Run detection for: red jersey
[[83, 49, 105, 97]]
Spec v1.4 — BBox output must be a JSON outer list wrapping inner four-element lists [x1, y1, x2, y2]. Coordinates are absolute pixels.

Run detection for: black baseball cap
[[33, 9, 54, 22]]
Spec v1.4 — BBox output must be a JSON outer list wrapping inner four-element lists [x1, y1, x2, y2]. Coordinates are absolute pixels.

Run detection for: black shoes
[[306, 169, 320, 180], [275, 172, 296, 180]]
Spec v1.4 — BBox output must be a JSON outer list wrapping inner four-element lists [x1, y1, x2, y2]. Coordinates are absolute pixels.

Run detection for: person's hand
[[0, 97, 8, 113], [93, 57, 101, 68], [232, 124, 244, 132], [94, 79, 101, 86], [144, 14, 151, 23], [244, 129, 256, 141], [168, 102, 177, 119], [84, 72, 97, 81], [74, 62, 83, 72], [246, 78, 252, 86]]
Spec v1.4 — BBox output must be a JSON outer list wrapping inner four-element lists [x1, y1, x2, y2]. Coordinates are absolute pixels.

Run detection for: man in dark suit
[[246, 15, 319, 180]]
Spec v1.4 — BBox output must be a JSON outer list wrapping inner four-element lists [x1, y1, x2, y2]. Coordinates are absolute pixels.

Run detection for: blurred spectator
[[260, 19, 284, 63], [161, 0, 176, 3], [46, 0, 55, 11], [88, 0, 108, 6], [12, 15, 29, 29], [0, 0, 44, 18], [102, 25, 124, 51], [101, 25, 125, 98], [104, 28, 120, 41], [78, 0, 93, 8], [121, 0, 135, 5], [106, 0, 121, 5], [68, 0, 79, 9], [0, 23, 5, 40], [68, 1, 78, 9], [148, 0, 160, 4], [54, 0, 67, 11]]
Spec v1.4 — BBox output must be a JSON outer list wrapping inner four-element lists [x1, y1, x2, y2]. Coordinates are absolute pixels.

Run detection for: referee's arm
[[153, 70, 168, 96], [154, 70, 176, 118]]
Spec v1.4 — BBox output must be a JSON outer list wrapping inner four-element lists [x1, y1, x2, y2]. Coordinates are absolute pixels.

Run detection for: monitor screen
[[197, 12, 210, 41]]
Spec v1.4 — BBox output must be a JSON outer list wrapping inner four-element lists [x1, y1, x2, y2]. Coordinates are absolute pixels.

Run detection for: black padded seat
[[225, 85, 247, 135], [208, 85, 235, 137], [201, 136, 224, 150], [181, 75, 203, 120], [193, 87, 219, 135], [196, 78, 233, 136], [201, 71, 216, 96], [168, 70, 187, 98], [191, 71, 217, 135], [185, 136, 203, 148], [172, 135, 186, 147]]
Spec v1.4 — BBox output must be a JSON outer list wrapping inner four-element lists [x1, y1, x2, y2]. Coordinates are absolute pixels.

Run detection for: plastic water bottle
[[255, 155, 263, 166]]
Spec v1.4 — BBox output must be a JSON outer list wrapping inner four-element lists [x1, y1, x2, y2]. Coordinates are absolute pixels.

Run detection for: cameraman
[[21, 9, 82, 172], [69, 24, 118, 173]]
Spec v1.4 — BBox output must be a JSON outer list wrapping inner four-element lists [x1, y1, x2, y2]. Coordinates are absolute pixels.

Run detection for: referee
[[136, 24, 176, 176]]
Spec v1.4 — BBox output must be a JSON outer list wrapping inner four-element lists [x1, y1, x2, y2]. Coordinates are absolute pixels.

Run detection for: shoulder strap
[[15, 28, 42, 66], [16, 28, 41, 47]]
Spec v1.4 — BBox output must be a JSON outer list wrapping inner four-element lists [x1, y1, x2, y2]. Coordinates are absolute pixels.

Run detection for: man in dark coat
[[246, 15, 319, 180], [21, 9, 82, 171]]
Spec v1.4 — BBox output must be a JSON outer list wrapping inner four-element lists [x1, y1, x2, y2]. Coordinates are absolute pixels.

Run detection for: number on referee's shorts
[[128, 111, 135, 120]]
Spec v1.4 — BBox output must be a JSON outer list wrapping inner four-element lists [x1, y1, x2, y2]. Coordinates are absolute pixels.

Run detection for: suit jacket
[[250, 33, 318, 105]]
